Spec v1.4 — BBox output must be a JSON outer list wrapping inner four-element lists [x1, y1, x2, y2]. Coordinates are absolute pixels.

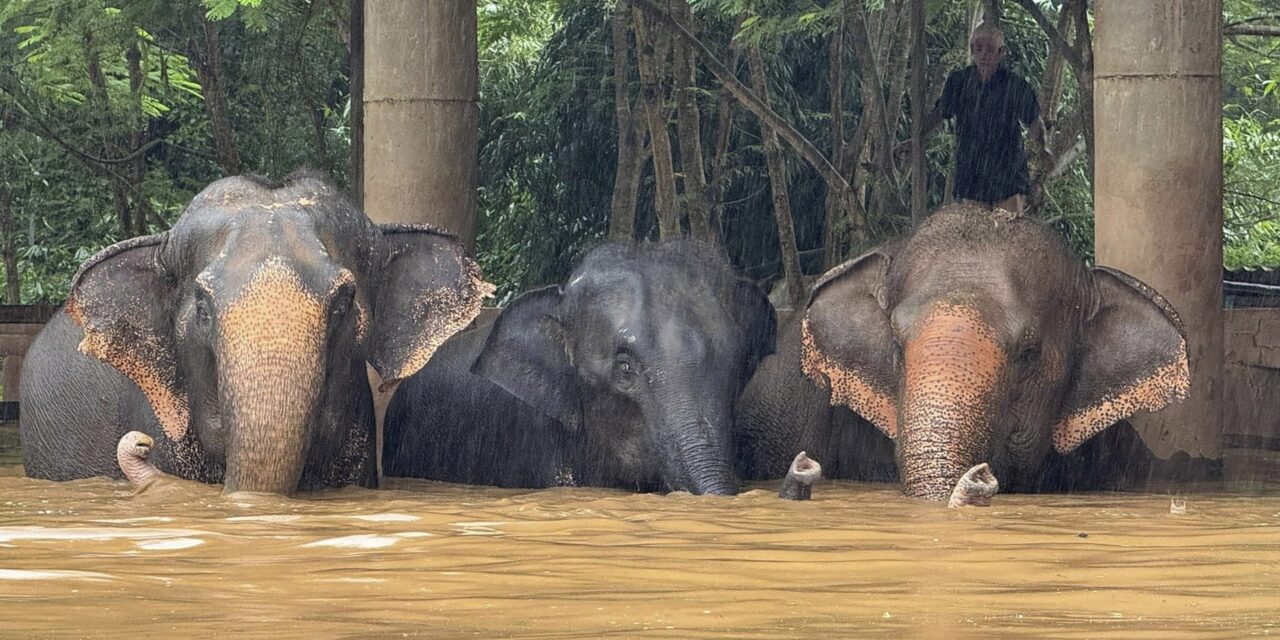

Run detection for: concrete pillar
[[1094, 1, 1223, 460], [362, 0, 477, 249]]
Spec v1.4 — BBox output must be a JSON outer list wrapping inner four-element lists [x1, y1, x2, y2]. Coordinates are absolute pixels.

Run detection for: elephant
[[382, 241, 776, 495], [20, 170, 492, 495], [735, 203, 1190, 501]]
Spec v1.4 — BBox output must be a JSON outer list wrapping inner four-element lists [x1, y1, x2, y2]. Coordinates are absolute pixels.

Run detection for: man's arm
[[897, 107, 946, 160], [919, 108, 946, 144]]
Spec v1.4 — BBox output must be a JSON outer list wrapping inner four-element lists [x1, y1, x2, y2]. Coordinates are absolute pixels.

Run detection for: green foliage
[[0, 0, 351, 303], [2, 0, 1279, 311], [1223, 0, 1280, 269], [475, 0, 615, 301], [203, 0, 267, 30], [1223, 107, 1280, 268]]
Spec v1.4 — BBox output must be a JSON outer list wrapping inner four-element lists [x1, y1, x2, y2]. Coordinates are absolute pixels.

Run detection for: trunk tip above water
[[779, 451, 823, 500], [116, 431, 159, 489], [947, 462, 999, 508]]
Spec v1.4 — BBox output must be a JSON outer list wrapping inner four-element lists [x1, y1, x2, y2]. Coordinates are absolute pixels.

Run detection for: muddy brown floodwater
[[1, 459, 1278, 639]]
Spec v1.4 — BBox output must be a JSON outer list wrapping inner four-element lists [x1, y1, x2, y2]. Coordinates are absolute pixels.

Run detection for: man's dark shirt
[[936, 64, 1039, 203]]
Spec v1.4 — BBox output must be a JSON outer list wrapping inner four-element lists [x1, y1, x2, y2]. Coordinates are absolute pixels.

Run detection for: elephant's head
[[472, 243, 775, 495], [66, 170, 491, 494], [802, 205, 1189, 500]]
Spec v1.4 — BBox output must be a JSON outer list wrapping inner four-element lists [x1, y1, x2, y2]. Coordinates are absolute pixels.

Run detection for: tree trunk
[[707, 16, 745, 241], [909, 0, 927, 222], [823, 15, 847, 270], [609, 1, 646, 242], [85, 35, 142, 238], [846, 1, 901, 227], [747, 46, 803, 310], [631, 0, 854, 219], [1027, 1, 1075, 211], [1037, 2, 1075, 125], [633, 8, 681, 240], [193, 19, 243, 176], [671, 0, 711, 242], [981, 0, 1002, 24], [1072, 0, 1095, 185], [126, 43, 151, 235]]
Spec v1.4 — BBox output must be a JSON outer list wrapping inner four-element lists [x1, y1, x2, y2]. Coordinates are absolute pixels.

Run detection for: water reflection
[[1, 464, 1277, 638]]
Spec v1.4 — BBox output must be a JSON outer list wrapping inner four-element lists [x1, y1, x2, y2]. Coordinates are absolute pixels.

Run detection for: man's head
[[970, 22, 1005, 80]]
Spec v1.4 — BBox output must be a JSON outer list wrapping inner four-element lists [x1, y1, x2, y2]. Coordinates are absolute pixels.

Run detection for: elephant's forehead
[[190, 221, 350, 300], [889, 250, 1084, 337]]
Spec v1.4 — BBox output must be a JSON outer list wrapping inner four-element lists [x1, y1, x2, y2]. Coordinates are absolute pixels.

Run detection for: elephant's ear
[[1053, 267, 1190, 454], [734, 279, 777, 386], [367, 224, 495, 389], [65, 234, 189, 440], [470, 285, 582, 431], [802, 249, 899, 438]]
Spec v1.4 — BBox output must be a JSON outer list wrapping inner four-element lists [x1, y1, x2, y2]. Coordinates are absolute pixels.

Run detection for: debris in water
[[1078, 532, 1089, 538]]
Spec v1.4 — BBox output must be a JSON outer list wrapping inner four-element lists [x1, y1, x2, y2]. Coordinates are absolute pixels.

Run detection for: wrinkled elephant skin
[[383, 242, 776, 495], [20, 169, 492, 495], [736, 204, 1190, 501]]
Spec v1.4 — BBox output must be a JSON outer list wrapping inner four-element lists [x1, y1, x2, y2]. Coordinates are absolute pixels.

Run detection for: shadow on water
[[1, 423, 1278, 638]]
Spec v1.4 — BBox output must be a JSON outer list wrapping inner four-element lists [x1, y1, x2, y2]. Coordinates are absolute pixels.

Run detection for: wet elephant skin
[[735, 204, 1190, 501], [20, 169, 492, 495], [383, 241, 776, 495]]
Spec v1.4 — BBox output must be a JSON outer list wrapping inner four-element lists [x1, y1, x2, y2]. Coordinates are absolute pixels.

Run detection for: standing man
[[909, 22, 1048, 213]]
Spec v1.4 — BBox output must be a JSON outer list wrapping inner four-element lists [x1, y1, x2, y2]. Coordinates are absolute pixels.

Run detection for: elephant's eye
[[330, 287, 355, 320], [612, 353, 641, 392], [1016, 342, 1041, 366], [194, 296, 213, 327]]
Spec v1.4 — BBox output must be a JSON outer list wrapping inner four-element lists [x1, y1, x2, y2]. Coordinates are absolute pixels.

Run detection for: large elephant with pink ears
[[735, 203, 1190, 501], [20, 170, 492, 495]]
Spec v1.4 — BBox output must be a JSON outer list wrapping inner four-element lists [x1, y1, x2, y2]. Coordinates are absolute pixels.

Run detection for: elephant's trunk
[[216, 262, 328, 495], [898, 302, 1006, 501], [658, 405, 739, 496]]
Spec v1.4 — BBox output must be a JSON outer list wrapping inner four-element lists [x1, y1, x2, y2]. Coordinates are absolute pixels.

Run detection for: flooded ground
[[1, 428, 1277, 638]]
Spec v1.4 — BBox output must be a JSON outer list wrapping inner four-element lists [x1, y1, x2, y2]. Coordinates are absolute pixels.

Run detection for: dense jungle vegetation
[[0, 0, 1277, 307]]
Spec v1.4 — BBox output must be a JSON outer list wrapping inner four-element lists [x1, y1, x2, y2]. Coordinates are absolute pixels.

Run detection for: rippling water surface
[[1, 460, 1277, 639]]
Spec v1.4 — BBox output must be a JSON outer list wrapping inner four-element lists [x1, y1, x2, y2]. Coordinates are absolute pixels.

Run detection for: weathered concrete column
[[363, 0, 477, 249], [1094, 1, 1223, 460], [362, 0, 478, 481]]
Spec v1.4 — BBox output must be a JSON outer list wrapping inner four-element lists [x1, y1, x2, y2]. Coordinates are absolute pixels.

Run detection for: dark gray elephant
[[20, 170, 491, 495], [383, 242, 776, 495], [736, 204, 1190, 501]]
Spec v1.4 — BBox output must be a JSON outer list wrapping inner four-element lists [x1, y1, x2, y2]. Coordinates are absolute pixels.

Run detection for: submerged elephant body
[[736, 204, 1189, 501], [20, 170, 490, 494], [384, 242, 776, 495]]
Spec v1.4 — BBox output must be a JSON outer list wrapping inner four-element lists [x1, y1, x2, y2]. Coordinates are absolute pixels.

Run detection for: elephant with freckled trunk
[[735, 204, 1190, 501], [19, 170, 492, 495], [383, 242, 776, 495]]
